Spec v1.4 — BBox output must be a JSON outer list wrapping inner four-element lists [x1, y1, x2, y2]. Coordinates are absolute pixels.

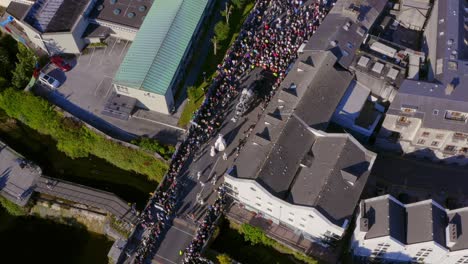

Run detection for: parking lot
[[37, 37, 185, 145]]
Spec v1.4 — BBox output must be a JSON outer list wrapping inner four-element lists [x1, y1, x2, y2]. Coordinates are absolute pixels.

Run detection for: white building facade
[[353, 195, 468, 264]]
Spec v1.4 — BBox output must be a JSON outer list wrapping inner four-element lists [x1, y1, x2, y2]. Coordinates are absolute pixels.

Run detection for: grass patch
[[178, 1, 255, 128], [210, 218, 319, 264], [0, 196, 26, 216]]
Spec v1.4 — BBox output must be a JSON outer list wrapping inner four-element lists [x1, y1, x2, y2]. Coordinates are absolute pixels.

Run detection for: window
[[250, 187, 257, 192], [288, 218, 294, 222], [417, 139, 426, 145], [431, 141, 440, 147], [444, 145, 456, 153], [267, 208, 273, 212], [299, 224, 305, 228], [308, 214, 314, 219], [421, 132, 430, 137], [401, 107, 416, 113], [289, 212, 295, 216], [301, 218, 306, 222], [267, 202, 272, 205], [436, 134, 445, 139], [255, 203, 261, 207], [256, 196, 261, 200], [371, 243, 390, 259], [413, 248, 433, 263], [445, 110, 468, 122], [433, 109, 439, 115], [461, 148, 468, 154]]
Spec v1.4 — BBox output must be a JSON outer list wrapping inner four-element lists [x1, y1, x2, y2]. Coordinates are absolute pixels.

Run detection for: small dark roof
[[82, 23, 112, 39], [6, 2, 30, 20], [89, 0, 153, 29], [406, 202, 447, 245], [304, 0, 387, 68], [24, 0, 89, 33], [363, 196, 406, 243]]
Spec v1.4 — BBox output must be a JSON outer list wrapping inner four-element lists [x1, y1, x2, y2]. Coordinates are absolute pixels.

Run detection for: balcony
[[453, 133, 468, 141]]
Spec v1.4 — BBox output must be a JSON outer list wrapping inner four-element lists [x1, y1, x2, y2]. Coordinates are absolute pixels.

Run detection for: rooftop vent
[[127, 12, 136, 18], [330, 40, 338, 47], [113, 8, 121, 15], [97, 4, 104, 11], [343, 21, 352, 31], [138, 5, 146, 12], [109, 0, 117, 4]]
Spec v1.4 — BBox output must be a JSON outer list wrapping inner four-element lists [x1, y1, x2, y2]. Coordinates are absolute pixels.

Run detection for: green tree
[[11, 44, 35, 89], [0, 196, 26, 216], [240, 224, 267, 246], [217, 253, 232, 264], [214, 21, 230, 42], [231, 0, 247, 9]]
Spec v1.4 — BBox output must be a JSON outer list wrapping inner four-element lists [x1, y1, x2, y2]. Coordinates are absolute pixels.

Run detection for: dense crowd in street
[[182, 186, 227, 263], [130, 0, 329, 263]]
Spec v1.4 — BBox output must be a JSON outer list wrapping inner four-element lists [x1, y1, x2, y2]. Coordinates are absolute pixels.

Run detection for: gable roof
[[113, 0, 209, 95]]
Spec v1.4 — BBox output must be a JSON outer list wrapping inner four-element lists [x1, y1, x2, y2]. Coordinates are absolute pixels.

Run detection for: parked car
[[50, 55, 71, 72], [38, 73, 60, 89]]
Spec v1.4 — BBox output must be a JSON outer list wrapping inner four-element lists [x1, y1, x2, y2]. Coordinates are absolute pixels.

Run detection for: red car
[[50, 55, 71, 72]]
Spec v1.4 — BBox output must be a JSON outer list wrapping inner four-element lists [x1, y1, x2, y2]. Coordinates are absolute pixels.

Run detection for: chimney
[[360, 201, 369, 232], [445, 83, 455, 95], [449, 223, 458, 243]]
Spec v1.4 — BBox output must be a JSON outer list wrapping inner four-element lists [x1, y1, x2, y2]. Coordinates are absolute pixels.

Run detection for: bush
[[0, 196, 26, 216], [217, 253, 232, 264], [131, 137, 175, 160], [0, 88, 169, 182], [214, 21, 230, 42], [11, 44, 35, 89]]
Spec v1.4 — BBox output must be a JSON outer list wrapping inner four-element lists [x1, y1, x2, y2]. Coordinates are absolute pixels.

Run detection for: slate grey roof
[[230, 48, 376, 226], [363, 196, 406, 243], [89, 0, 153, 29], [388, 0, 468, 132], [304, 0, 387, 68], [6, 2, 30, 20], [406, 201, 446, 245], [24, 0, 89, 33], [0, 142, 42, 206]]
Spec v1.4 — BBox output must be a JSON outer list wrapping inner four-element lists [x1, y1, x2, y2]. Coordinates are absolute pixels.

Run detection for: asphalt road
[[150, 69, 272, 264]]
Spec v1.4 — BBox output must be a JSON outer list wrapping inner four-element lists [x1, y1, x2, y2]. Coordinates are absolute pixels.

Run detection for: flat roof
[[23, 0, 88, 33], [6, 2, 30, 20], [113, 0, 210, 95], [89, 0, 153, 29]]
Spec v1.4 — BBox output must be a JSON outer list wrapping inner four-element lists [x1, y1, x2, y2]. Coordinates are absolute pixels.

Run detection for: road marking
[[171, 225, 194, 236], [94, 76, 113, 96], [88, 48, 96, 65], [154, 254, 177, 264], [120, 40, 129, 57], [132, 115, 186, 131]]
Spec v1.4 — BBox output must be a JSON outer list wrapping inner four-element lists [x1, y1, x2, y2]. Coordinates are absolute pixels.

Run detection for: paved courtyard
[[38, 37, 184, 145]]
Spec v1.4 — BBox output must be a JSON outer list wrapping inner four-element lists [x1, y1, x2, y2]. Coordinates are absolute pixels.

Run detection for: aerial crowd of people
[[130, 0, 329, 263]]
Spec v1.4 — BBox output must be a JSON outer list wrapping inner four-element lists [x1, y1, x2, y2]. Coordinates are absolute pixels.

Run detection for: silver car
[[38, 73, 60, 89]]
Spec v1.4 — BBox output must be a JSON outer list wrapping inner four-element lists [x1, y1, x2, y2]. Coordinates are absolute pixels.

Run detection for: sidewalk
[[226, 203, 338, 263]]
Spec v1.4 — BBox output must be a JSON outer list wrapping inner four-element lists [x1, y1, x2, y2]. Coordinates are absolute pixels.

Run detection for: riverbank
[[0, 208, 112, 264], [0, 111, 154, 209]]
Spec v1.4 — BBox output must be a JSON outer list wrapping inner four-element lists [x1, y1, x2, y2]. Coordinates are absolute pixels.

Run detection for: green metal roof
[[114, 0, 210, 95]]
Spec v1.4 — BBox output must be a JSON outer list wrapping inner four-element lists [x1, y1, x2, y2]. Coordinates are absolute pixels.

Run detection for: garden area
[[178, 0, 256, 127], [208, 218, 319, 264]]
